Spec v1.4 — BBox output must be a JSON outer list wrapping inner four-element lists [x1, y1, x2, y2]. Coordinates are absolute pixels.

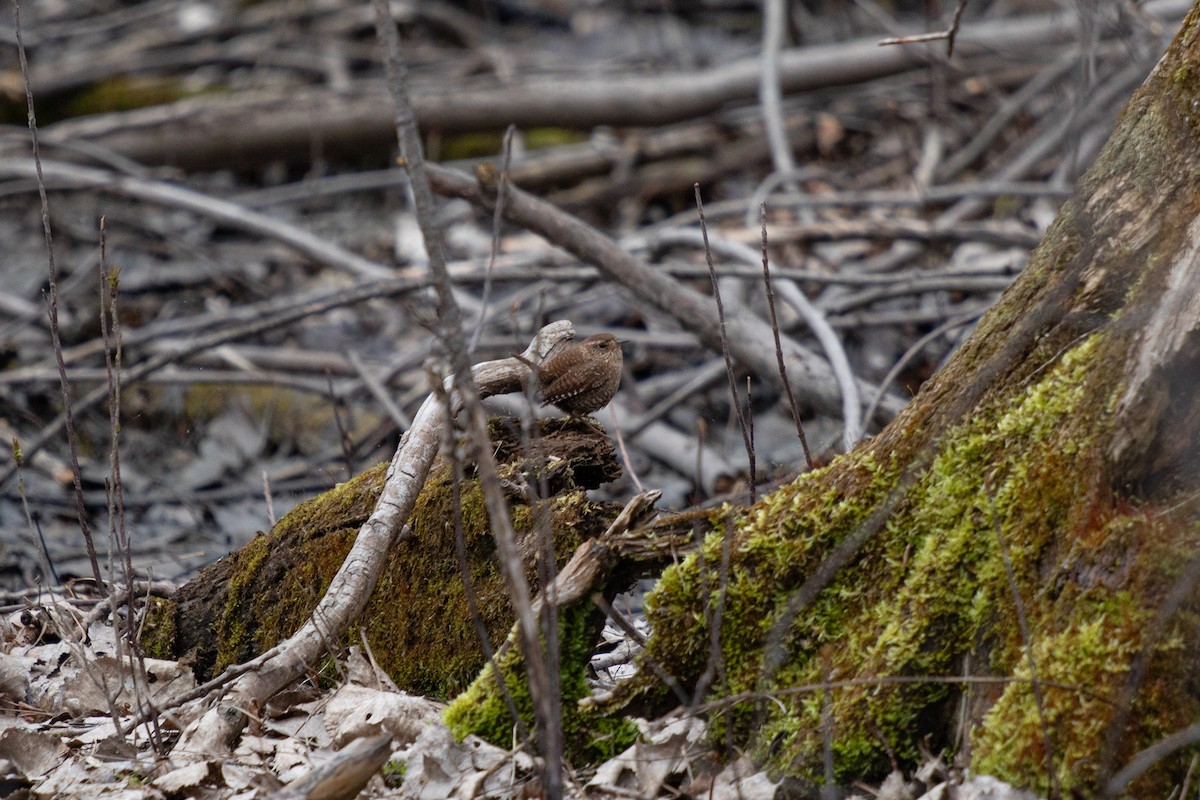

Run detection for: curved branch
[[171, 321, 575, 756]]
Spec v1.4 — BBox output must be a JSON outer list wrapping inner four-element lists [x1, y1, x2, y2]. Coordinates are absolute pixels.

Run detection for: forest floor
[[0, 0, 1183, 796]]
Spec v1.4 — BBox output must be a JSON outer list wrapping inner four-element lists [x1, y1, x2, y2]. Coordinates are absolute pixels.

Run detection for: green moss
[[636, 335, 1115, 781], [629, 319, 1200, 795], [973, 614, 1142, 794], [440, 128, 587, 161], [971, 507, 1200, 796], [68, 76, 190, 116], [215, 533, 272, 672], [139, 598, 176, 660], [147, 419, 622, 703], [383, 758, 406, 779], [609, 20, 1200, 791], [359, 456, 608, 698], [444, 604, 639, 763]]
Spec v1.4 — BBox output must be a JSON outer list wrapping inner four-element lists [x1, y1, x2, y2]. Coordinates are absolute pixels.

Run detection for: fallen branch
[[170, 321, 574, 757]]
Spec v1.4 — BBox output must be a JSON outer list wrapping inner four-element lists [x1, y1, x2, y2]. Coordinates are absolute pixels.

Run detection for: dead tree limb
[[170, 321, 574, 757]]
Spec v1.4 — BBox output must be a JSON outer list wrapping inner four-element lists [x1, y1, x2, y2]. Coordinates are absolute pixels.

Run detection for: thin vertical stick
[[695, 183, 756, 503], [760, 203, 814, 470], [12, 0, 106, 593], [990, 498, 1058, 798], [372, 5, 562, 796], [746, 376, 756, 492], [470, 124, 517, 355], [610, 407, 645, 493]]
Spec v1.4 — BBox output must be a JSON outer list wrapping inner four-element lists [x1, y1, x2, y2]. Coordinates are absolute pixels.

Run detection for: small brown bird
[[535, 333, 624, 416]]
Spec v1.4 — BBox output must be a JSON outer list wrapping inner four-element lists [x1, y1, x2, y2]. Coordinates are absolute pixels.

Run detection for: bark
[[594, 5, 1200, 797]]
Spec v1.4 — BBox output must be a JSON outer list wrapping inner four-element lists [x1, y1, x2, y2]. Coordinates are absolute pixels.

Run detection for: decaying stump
[[146, 417, 623, 698]]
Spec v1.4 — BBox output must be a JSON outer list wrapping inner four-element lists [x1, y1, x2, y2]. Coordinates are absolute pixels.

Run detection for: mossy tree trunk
[[623, 7, 1200, 797], [148, 419, 624, 699]]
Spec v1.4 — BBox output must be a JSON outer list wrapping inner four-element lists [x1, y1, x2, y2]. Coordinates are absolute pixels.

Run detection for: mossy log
[[607, 9, 1200, 799], [146, 417, 624, 698]]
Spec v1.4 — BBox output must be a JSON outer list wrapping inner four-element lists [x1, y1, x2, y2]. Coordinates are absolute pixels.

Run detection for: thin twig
[[760, 205, 813, 469], [11, 0, 106, 594], [820, 650, 836, 800], [759, 0, 796, 184], [371, 4, 563, 796], [862, 310, 982, 427], [325, 373, 355, 480], [0, 272, 434, 488], [261, 471, 276, 528], [989, 494, 1058, 799], [347, 351, 413, 431], [1105, 723, 1200, 799], [98, 218, 165, 753], [13, 445, 59, 585], [470, 124, 517, 355], [745, 375, 755, 490], [1098, 543, 1200, 793], [695, 183, 756, 503], [609, 406, 644, 493], [98, 218, 134, 625], [877, 0, 968, 55], [0, 158, 393, 279], [445, 414, 528, 744], [649, 226, 864, 444]]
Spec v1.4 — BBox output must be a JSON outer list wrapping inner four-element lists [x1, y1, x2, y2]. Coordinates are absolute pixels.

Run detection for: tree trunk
[[614, 6, 1200, 797]]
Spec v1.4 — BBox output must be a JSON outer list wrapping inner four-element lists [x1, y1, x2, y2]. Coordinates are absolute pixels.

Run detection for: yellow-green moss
[[139, 597, 176, 660], [440, 128, 587, 161], [148, 420, 622, 701], [636, 333, 1200, 793], [357, 455, 609, 698], [973, 614, 1143, 794], [67, 76, 190, 116], [444, 604, 639, 763]]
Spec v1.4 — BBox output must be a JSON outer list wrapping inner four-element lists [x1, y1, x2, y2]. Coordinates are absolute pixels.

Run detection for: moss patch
[[444, 603, 640, 763], [146, 418, 622, 701], [635, 334, 1200, 794], [359, 458, 610, 697]]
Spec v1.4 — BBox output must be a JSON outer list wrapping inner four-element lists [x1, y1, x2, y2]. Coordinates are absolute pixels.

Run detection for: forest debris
[[27, 650, 195, 718], [0, 654, 32, 702], [153, 759, 218, 794], [276, 733, 392, 800], [915, 774, 1043, 800], [323, 684, 441, 747], [0, 726, 68, 780], [1, 0, 1190, 795], [701, 757, 781, 800], [587, 715, 707, 797], [400, 722, 535, 800], [275, 736, 318, 784]]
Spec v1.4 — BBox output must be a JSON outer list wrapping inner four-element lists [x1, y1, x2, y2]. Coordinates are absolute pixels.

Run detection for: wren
[[535, 332, 624, 415]]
